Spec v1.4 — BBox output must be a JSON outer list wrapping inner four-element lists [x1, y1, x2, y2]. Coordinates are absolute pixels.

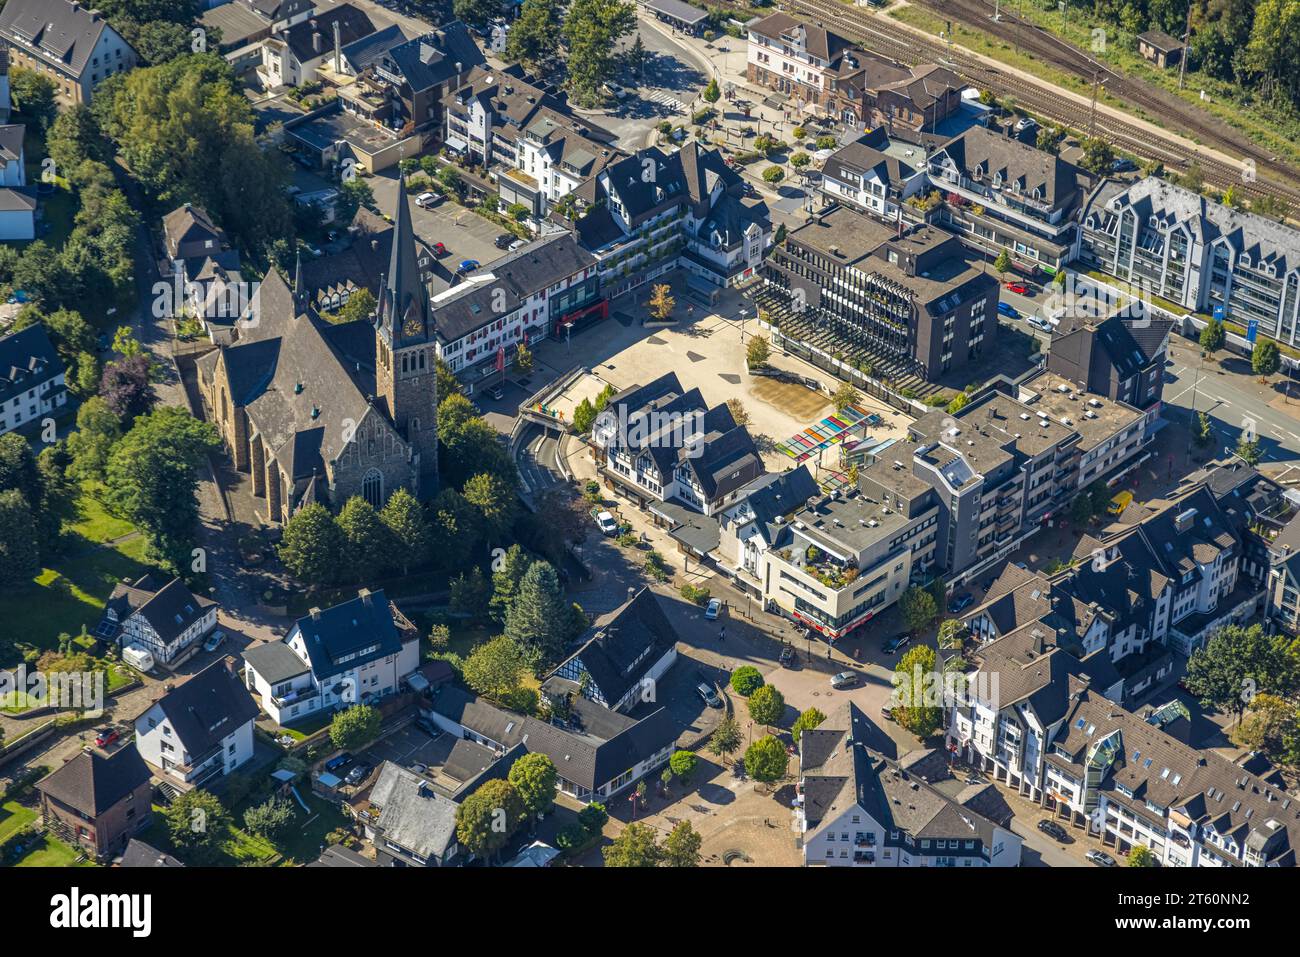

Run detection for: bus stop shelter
[[641, 0, 710, 34]]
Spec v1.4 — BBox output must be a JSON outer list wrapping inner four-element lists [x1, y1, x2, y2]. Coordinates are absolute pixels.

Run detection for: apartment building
[[716, 465, 822, 601], [927, 125, 1087, 274], [799, 703, 1022, 866], [819, 129, 926, 224], [1047, 306, 1173, 410], [0, 0, 137, 106], [1079, 176, 1300, 344], [746, 14, 961, 134], [559, 143, 772, 296], [256, 4, 377, 88], [241, 589, 421, 726], [762, 206, 999, 383], [0, 323, 67, 436], [432, 233, 601, 376], [592, 371, 763, 517], [949, 665, 1297, 865], [445, 68, 623, 220]]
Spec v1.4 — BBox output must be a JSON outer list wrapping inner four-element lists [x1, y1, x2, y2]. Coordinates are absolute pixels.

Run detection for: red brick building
[[36, 745, 154, 861]]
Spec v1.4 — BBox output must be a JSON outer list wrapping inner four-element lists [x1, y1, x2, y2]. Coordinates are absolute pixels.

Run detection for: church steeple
[[377, 170, 428, 344], [293, 247, 304, 307]]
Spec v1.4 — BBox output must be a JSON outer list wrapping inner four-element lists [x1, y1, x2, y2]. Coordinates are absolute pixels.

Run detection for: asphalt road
[[515, 423, 564, 496]]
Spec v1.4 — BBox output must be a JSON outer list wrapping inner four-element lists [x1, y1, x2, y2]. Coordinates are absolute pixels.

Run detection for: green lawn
[[64, 483, 137, 545], [14, 832, 95, 867], [0, 801, 36, 845], [0, 534, 152, 655], [276, 710, 333, 742]]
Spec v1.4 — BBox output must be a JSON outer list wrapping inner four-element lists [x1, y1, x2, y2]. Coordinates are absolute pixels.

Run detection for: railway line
[[775, 0, 1300, 211]]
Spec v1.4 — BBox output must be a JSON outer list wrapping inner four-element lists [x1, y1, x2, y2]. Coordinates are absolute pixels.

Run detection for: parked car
[[1110, 158, 1138, 173], [324, 752, 353, 774], [830, 671, 857, 689], [1014, 116, 1038, 134], [1037, 819, 1070, 842], [345, 762, 372, 786], [1005, 282, 1027, 295], [696, 682, 723, 708], [965, 773, 982, 785], [947, 593, 974, 614], [416, 716, 440, 736], [779, 645, 796, 668], [1027, 315, 1054, 332], [494, 233, 515, 250], [592, 509, 618, 536], [94, 727, 120, 748], [486, 383, 505, 401], [415, 191, 440, 208], [1087, 849, 1117, 867], [997, 301, 1020, 319], [508, 239, 526, 251], [457, 259, 480, 273], [1108, 490, 1134, 516], [880, 706, 894, 721], [431, 242, 447, 257], [203, 629, 227, 653], [883, 634, 911, 655], [704, 598, 722, 620]]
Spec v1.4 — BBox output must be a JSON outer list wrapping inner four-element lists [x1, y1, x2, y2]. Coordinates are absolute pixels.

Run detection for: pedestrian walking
[[719, 625, 726, 641]]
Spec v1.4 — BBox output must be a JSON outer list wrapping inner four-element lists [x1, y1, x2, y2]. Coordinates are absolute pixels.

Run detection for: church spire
[[379, 168, 427, 342]]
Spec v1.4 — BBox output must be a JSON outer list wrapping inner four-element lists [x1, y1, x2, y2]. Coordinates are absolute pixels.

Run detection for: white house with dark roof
[[363, 761, 462, 866], [819, 128, 925, 223], [0, 122, 34, 239], [540, 587, 678, 713], [256, 3, 376, 88], [99, 574, 219, 667], [134, 658, 259, 790], [799, 703, 1022, 866], [242, 588, 420, 726], [0, 0, 137, 106], [0, 323, 66, 435]]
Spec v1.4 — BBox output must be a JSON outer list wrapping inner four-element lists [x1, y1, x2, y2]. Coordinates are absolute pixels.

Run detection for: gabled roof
[[37, 745, 152, 818], [0, 323, 63, 406], [272, 4, 376, 64], [734, 465, 820, 545], [377, 22, 484, 92], [151, 658, 259, 756], [118, 838, 185, 867], [340, 23, 406, 71], [162, 204, 227, 260], [291, 590, 405, 681], [544, 587, 677, 706], [125, 578, 217, 647], [370, 761, 459, 861], [747, 13, 855, 65], [242, 639, 311, 684], [0, 0, 128, 78], [931, 125, 1081, 210]]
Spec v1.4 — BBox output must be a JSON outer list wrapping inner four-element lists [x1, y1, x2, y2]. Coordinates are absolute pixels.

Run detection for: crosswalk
[[646, 89, 686, 112]]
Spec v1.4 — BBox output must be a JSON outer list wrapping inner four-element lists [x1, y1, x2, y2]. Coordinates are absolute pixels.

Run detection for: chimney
[[309, 607, 322, 620], [334, 18, 342, 73], [358, 587, 372, 606], [313, 30, 322, 53]]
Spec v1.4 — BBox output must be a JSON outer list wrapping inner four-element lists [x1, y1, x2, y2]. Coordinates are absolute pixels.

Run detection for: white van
[[122, 645, 155, 673]]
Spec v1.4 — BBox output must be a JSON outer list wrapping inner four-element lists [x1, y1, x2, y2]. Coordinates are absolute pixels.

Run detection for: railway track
[[777, 0, 1300, 211]]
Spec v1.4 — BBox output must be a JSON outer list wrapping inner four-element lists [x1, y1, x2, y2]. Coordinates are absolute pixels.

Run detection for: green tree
[[337, 496, 393, 581], [164, 789, 228, 863], [578, 801, 609, 834], [572, 397, 599, 434], [790, 151, 811, 169], [46, 104, 108, 175], [746, 683, 785, 729], [380, 488, 432, 574], [490, 544, 534, 623], [1200, 319, 1226, 357], [1078, 136, 1115, 174], [450, 566, 491, 620], [744, 734, 788, 784], [562, 0, 637, 108], [329, 704, 382, 752], [463, 471, 518, 542], [1128, 845, 1157, 867], [1236, 436, 1262, 466], [707, 716, 743, 765], [335, 176, 374, 225], [463, 635, 530, 701], [1252, 339, 1281, 382], [937, 618, 967, 652], [453, 0, 500, 28], [900, 585, 938, 633], [1193, 411, 1214, 448], [102, 407, 220, 574], [993, 249, 1012, 277], [602, 822, 662, 867], [456, 779, 525, 861], [243, 796, 295, 842], [0, 489, 39, 586], [1185, 624, 1299, 721], [894, 645, 942, 738], [334, 288, 377, 324], [508, 752, 559, 819], [1234, 693, 1300, 763], [729, 665, 763, 696], [430, 488, 482, 569], [503, 561, 572, 668], [10, 67, 57, 130], [278, 503, 347, 586], [668, 749, 698, 781], [761, 165, 785, 184], [661, 819, 702, 867], [702, 77, 720, 103], [832, 381, 860, 413], [947, 392, 969, 414], [506, 0, 563, 69], [790, 706, 827, 744], [746, 335, 770, 369]]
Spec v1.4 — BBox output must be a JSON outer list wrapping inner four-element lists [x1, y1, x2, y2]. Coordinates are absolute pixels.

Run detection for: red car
[[431, 242, 447, 257], [94, 727, 120, 748], [1005, 282, 1027, 295]]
